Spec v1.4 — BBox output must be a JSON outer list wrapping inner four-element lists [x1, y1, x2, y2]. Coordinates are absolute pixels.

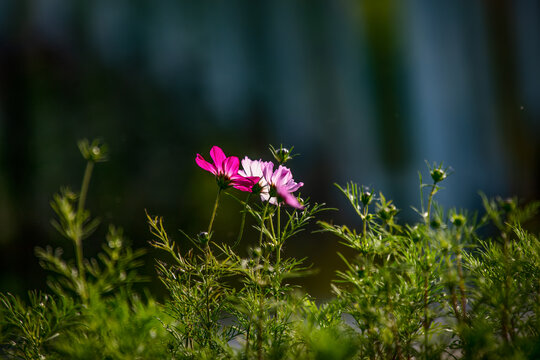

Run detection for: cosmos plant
[[1, 139, 539, 360]]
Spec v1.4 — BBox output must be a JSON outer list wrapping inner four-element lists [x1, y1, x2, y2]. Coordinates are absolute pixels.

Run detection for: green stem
[[74, 237, 86, 299], [207, 189, 221, 235], [234, 193, 251, 248], [259, 202, 269, 248], [75, 160, 94, 301], [424, 272, 429, 359], [277, 204, 281, 243], [501, 233, 512, 342], [269, 208, 276, 242], [451, 285, 461, 323], [77, 161, 94, 218], [245, 322, 251, 356], [276, 205, 281, 264], [426, 183, 436, 224], [257, 287, 264, 360], [456, 249, 467, 321], [362, 207, 368, 242], [387, 293, 401, 359]]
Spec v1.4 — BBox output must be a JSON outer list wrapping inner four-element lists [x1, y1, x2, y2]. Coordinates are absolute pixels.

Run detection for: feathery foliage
[[1, 143, 538, 359]]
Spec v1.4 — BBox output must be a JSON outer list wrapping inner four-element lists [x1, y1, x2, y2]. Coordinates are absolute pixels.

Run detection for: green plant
[[319, 162, 540, 360], [1, 142, 538, 360], [1, 139, 169, 359]]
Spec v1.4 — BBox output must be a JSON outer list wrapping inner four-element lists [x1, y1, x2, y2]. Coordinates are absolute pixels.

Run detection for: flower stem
[[77, 161, 94, 218], [456, 249, 467, 321], [259, 202, 269, 248], [276, 205, 281, 264], [501, 232, 512, 343], [426, 183, 436, 224], [424, 273, 429, 359], [234, 193, 251, 248], [362, 207, 368, 242], [207, 189, 221, 235], [269, 208, 276, 243], [75, 160, 94, 302]]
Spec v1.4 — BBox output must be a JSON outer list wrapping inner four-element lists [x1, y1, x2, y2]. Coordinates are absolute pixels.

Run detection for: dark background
[[1, 0, 539, 299]]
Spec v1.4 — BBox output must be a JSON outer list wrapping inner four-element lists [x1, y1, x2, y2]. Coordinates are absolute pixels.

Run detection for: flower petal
[[277, 188, 304, 209], [231, 175, 258, 185], [240, 157, 252, 177], [286, 181, 304, 193], [262, 162, 274, 184], [210, 146, 227, 171], [223, 156, 240, 177], [272, 166, 290, 186], [260, 192, 270, 202], [195, 154, 217, 175], [231, 175, 258, 192], [233, 184, 252, 192], [246, 176, 260, 184]]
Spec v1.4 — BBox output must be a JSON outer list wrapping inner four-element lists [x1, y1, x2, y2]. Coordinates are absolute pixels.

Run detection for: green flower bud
[[361, 188, 373, 206], [498, 197, 517, 213], [269, 144, 297, 164], [197, 231, 209, 245], [252, 247, 262, 257], [450, 214, 466, 227], [430, 168, 447, 183], [356, 265, 365, 278], [378, 204, 397, 221], [78, 138, 109, 163]]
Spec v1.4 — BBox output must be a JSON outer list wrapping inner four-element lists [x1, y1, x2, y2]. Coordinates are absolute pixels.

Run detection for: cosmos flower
[[262, 162, 304, 209], [196, 146, 259, 192], [238, 157, 272, 197]]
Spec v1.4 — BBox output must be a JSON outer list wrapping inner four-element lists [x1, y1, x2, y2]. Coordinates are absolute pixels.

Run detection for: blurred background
[[1, 0, 539, 299]]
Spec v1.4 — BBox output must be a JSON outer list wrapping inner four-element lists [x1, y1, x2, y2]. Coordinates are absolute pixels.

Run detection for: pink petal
[[195, 154, 217, 175], [262, 162, 274, 183], [231, 175, 258, 185], [260, 192, 270, 202], [240, 157, 252, 176], [286, 181, 304, 193], [210, 146, 227, 171], [277, 188, 304, 209], [272, 166, 290, 186], [231, 176, 256, 192], [280, 166, 293, 184], [246, 176, 260, 185], [232, 183, 252, 192], [223, 156, 240, 177]]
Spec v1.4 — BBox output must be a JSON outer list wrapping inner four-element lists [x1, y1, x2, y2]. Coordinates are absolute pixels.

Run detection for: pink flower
[[262, 162, 304, 209], [238, 157, 272, 197], [196, 146, 259, 192]]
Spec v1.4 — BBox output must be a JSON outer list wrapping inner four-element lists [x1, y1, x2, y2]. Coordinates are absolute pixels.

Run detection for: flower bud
[[356, 265, 365, 278], [197, 231, 209, 245], [409, 225, 422, 243], [361, 188, 373, 206], [378, 204, 397, 221], [430, 217, 441, 229], [430, 168, 447, 183], [274, 148, 290, 164], [252, 247, 262, 257], [450, 214, 466, 227], [498, 197, 517, 213], [269, 144, 296, 164], [78, 138, 109, 163]]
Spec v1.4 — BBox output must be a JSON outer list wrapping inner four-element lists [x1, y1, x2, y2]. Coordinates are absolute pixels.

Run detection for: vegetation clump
[[1, 141, 539, 359]]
